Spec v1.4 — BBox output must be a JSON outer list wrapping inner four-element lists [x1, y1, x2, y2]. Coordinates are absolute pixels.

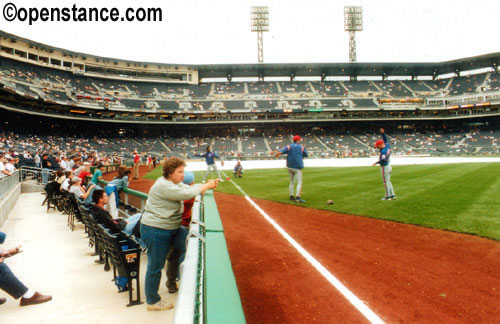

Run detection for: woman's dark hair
[[206, 146, 211, 152], [56, 170, 64, 178], [92, 189, 105, 204], [116, 165, 130, 179], [163, 156, 186, 178], [64, 171, 72, 178]]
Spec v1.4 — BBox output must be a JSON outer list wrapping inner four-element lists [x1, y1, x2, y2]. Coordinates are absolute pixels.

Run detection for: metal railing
[[19, 166, 55, 184], [0, 170, 20, 199]]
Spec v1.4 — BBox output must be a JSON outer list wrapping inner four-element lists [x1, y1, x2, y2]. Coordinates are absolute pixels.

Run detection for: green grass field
[[144, 163, 500, 241]]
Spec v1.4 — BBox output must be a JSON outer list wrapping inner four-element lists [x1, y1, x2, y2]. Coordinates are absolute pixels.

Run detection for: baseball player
[[198, 146, 224, 182], [275, 135, 308, 203], [372, 128, 396, 200]]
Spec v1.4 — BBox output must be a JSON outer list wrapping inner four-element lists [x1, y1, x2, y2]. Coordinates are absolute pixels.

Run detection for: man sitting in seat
[[233, 161, 244, 178], [0, 231, 52, 306], [91, 189, 141, 236]]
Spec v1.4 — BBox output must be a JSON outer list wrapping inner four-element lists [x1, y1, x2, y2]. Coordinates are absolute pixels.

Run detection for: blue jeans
[[41, 168, 51, 184], [124, 213, 142, 236], [140, 224, 184, 304], [0, 262, 29, 299], [166, 225, 189, 282]]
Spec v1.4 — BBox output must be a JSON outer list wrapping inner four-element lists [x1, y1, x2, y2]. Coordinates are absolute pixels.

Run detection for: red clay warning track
[[122, 166, 499, 323], [214, 192, 500, 324]]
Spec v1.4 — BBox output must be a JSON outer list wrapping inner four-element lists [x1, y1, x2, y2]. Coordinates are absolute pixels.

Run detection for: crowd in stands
[[1, 57, 499, 113], [1, 123, 499, 171]]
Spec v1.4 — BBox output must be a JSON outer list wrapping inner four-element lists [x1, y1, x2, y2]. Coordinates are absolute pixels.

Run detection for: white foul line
[[225, 176, 385, 324]]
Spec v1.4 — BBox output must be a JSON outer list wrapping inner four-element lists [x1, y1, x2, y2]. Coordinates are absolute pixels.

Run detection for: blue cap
[[183, 171, 194, 185]]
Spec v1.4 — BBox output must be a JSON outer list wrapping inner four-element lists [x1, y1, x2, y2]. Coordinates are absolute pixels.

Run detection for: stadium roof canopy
[[1, 30, 498, 79], [198, 53, 500, 79]]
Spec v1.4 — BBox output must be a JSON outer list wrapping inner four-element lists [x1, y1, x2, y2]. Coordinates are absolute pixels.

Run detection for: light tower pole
[[344, 6, 363, 63], [251, 6, 269, 63]]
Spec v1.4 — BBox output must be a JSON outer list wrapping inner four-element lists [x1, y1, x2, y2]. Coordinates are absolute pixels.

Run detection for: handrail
[[95, 179, 148, 212]]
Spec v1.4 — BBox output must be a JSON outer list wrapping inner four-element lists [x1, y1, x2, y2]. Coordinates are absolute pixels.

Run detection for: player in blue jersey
[[275, 135, 308, 203], [198, 146, 224, 182], [372, 128, 396, 200]]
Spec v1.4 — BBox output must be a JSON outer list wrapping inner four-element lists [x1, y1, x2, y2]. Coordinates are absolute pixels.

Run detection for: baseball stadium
[[0, 2, 499, 324]]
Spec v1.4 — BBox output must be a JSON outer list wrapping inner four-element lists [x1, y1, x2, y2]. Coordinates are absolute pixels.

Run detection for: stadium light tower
[[344, 6, 363, 62], [251, 6, 269, 63]]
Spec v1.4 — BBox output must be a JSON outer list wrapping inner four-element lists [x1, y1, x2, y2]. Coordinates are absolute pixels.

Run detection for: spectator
[[33, 152, 41, 168], [141, 157, 218, 311], [5, 158, 17, 173], [69, 177, 95, 203], [59, 156, 67, 171], [90, 189, 141, 236], [165, 171, 195, 294], [41, 154, 52, 184], [105, 166, 131, 218], [61, 171, 73, 191], [0, 154, 12, 177], [66, 156, 76, 171], [0, 231, 52, 306], [73, 162, 89, 177], [77, 164, 91, 184], [55, 170, 65, 184], [91, 164, 105, 186]]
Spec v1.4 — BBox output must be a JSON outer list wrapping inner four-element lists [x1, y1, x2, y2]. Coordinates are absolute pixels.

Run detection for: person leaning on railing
[[104, 166, 131, 218], [141, 157, 219, 311]]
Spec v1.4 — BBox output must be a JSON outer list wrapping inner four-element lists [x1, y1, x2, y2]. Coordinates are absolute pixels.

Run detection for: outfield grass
[[144, 163, 500, 241]]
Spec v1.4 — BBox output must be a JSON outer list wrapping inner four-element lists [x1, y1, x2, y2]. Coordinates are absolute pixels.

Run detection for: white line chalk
[[225, 174, 385, 324]]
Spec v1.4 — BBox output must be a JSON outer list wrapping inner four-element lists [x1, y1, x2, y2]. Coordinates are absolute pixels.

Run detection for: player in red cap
[[274, 135, 308, 203], [372, 128, 396, 200]]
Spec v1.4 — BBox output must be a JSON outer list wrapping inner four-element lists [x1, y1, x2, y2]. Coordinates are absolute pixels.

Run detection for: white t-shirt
[[5, 163, 16, 173], [59, 160, 67, 170], [69, 185, 83, 199], [61, 178, 71, 191], [0, 162, 6, 177]]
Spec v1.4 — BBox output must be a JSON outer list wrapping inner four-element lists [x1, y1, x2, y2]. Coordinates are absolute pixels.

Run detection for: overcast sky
[[2, 0, 499, 65]]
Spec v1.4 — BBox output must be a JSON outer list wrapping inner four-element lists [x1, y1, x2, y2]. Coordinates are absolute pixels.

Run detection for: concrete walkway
[[0, 192, 176, 324]]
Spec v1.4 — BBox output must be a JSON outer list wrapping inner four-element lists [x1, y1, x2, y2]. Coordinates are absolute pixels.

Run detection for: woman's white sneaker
[[147, 300, 174, 311]]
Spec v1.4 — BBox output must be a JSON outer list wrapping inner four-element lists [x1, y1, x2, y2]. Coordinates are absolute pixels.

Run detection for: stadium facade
[[0, 30, 499, 158]]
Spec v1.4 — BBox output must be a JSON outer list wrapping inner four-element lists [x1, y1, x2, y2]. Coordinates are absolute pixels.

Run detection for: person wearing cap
[[69, 177, 96, 204], [165, 171, 196, 294], [275, 135, 308, 203], [372, 128, 396, 200]]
